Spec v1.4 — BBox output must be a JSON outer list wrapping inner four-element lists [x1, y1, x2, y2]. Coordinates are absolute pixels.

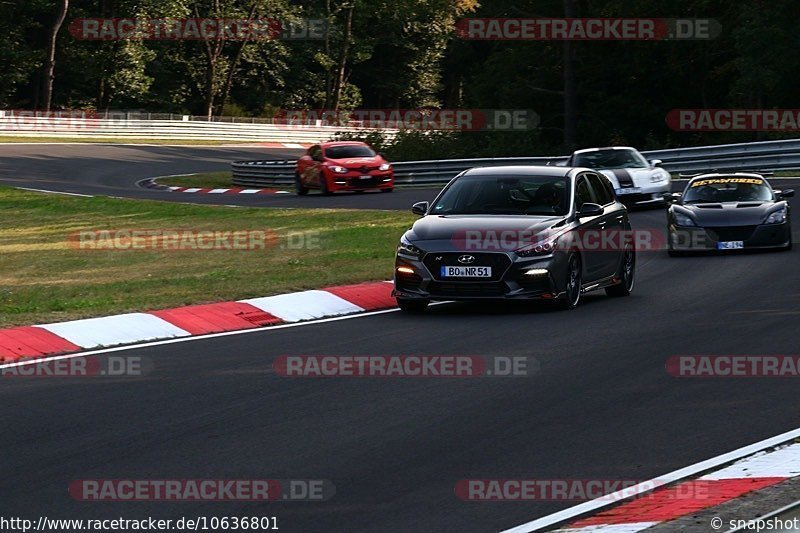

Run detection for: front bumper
[[669, 222, 792, 251], [392, 250, 569, 301], [615, 182, 671, 206], [328, 171, 394, 191]]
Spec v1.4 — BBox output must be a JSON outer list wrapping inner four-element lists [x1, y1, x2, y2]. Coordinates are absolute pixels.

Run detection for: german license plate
[[616, 187, 642, 195], [717, 241, 744, 250], [440, 266, 492, 278]]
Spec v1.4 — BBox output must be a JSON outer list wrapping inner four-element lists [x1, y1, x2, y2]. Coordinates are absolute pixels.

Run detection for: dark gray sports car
[[392, 166, 636, 313], [666, 173, 793, 255]]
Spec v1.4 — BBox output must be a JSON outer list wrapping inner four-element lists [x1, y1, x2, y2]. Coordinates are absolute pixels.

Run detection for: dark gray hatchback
[[392, 166, 636, 313]]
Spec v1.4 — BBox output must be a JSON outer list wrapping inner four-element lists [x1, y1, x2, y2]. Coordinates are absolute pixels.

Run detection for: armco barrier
[[0, 114, 383, 143], [233, 139, 800, 188]]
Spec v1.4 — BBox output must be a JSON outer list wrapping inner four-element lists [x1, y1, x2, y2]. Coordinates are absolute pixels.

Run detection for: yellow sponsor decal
[[691, 177, 764, 187]]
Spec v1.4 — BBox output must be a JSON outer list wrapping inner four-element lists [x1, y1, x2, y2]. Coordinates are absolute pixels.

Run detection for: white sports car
[[565, 146, 671, 207]]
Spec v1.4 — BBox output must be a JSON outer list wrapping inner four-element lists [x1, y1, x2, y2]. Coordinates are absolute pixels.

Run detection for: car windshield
[[430, 175, 570, 216], [683, 177, 773, 203], [325, 145, 376, 159], [574, 149, 648, 169]]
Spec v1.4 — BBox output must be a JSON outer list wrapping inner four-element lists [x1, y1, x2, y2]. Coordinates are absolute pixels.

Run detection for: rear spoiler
[[678, 170, 775, 179]]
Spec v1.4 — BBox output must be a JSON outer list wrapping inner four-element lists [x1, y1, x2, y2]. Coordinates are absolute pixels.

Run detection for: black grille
[[616, 193, 652, 204], [706, 226, 757, 242], [428, 281, 508, 297], [423, 253, 512, 282], [347, 177, 381, 188]]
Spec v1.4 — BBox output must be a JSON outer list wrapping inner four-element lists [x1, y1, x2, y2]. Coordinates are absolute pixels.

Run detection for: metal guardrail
[[0, 116, 381, 142], [232, 138, 800, 188]]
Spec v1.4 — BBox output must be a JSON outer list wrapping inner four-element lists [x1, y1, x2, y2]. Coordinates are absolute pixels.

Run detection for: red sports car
[[294, 141, 394, 195]]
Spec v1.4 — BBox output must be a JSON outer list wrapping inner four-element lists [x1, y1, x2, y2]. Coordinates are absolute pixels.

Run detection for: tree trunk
[[331, 3, 354, 111], [42, 0, 70, 111], [562, 0, 578, 148], [218, 5, 259, 117]]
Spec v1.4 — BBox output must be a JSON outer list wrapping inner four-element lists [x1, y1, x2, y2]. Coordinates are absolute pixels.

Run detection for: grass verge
[[0, 186, 414, 328], [155, 171, 237, 189]]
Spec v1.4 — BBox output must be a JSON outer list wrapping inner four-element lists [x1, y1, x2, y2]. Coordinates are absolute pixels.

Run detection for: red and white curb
[[0, 281, 396, 363], [139, 177, 289, 195], [503, 433, 800, 533], [165, 186, 290, 195]]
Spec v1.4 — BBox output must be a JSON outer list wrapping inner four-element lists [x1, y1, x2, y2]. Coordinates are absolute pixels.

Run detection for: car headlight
[[674, 212, 696, 227], [650, 171, 669, 183], [330, 166, 348, 174], [397, 236, 423, 258], [765, 207, 787, 224], [516, 238, 558, 257], [379, 163, 391, 171]]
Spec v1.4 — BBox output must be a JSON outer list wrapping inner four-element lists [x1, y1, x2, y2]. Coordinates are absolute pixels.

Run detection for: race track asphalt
[[1, 144, 799, 532], [0, 144, 442, 210]]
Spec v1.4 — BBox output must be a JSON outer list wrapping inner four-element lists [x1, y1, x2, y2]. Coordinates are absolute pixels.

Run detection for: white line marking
[[182, 188, 201, 193], [0, 307, 402, 370], [554, 523, 659, 533], [501, 430, 800, 533], [16, 187, 93, 198], [208, 189, 230, 194], [0, 300, 452, 371], [700, 443, 800, 480]]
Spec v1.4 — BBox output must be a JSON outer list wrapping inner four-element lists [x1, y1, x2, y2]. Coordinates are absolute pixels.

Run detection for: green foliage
[[3, 0, 799, 152]]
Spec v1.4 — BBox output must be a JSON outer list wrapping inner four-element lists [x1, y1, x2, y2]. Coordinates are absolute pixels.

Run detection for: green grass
[[0, 186, 414, 328], [155, 171, 238, 189]]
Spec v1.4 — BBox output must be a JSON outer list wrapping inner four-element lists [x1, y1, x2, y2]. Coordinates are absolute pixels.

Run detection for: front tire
[[295, 173, 308, 196], [397, 298, 429, 313], [606, 248, 635, 297], [320, 175, 332, 196], [556, 253, 582, 310]]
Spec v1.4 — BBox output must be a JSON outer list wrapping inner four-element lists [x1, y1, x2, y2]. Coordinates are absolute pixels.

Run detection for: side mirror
[[650, 159, 663, 168], [779, 189, 795, 198], [577, 203, 604, 218], [411, 201, 429, 216], [662, 192, 681, 203]]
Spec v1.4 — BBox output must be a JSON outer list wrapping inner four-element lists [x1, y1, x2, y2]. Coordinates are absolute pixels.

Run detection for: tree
[[42, 0, 70, 111]]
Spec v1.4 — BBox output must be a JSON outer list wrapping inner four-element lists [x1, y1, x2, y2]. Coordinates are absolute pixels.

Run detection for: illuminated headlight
[[379, 163, 392, 171], [397, 236, 423, 258], [517, 239, 558, 257], [650, 171, 669, 183], [765, 207, 787, 224], [524, 268, 549, 277], [673, 212, 696, 227], [330, 166, 348, 174]]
